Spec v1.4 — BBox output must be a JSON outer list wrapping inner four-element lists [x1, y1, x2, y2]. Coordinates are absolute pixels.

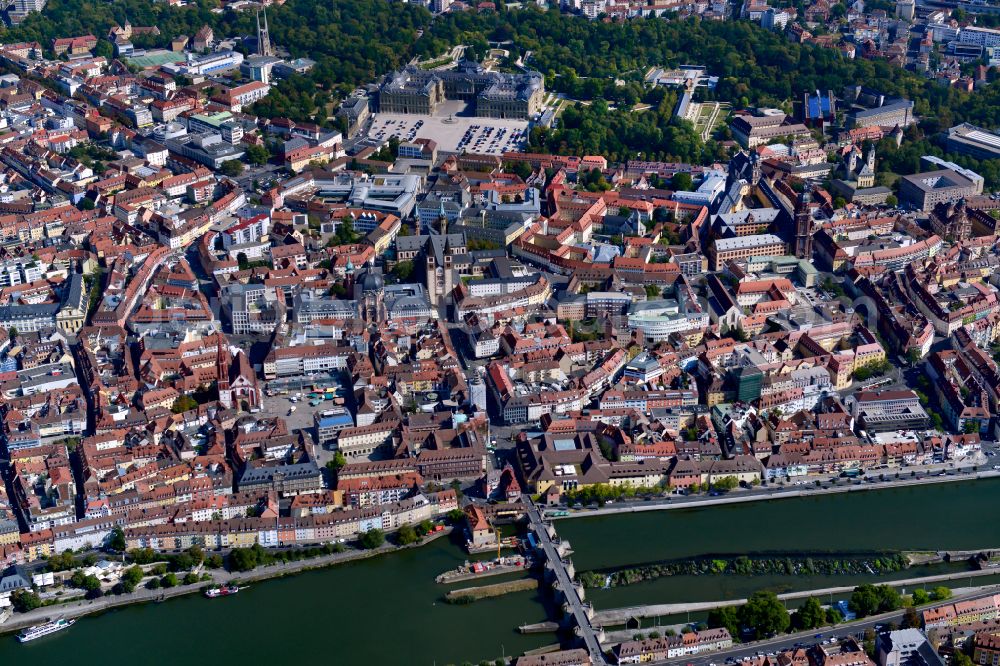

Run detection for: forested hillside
[[6, 0, 1000, 182]]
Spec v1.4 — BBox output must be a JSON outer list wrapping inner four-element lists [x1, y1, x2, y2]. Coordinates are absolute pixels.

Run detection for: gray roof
[[239, 461, 321, 487]]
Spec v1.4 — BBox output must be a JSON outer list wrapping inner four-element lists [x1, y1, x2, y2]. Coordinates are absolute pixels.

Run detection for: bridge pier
[[525, 498, 608, 665], [563, 559, 575, 579], [544, 559, 557, 584]]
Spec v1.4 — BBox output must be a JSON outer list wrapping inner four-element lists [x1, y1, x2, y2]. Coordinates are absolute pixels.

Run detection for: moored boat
[[17, 618, 75, 643], [204, 585, 241, 598]]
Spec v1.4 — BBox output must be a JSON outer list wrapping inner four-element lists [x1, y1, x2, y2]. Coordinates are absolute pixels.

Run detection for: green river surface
[[3, 478, 1000, 664]]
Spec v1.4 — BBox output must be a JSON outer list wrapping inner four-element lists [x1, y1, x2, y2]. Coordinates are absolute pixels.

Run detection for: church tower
[[256, 8, 273, 57], [794, 191, 813, 260], [426, 253, 437, 307], [216, 336, 233, 410], [750, 151, 762, 187]]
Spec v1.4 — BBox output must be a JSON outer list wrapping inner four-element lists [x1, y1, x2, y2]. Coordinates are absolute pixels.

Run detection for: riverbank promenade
[[0, 530, 452, 636], [593, 566, 1000, 624]]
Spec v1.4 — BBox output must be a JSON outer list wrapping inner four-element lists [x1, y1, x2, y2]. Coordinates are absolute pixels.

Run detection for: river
[[3, 479, 999, 663], [0, 535, 554, 665], [559, 478, 1000, 613]]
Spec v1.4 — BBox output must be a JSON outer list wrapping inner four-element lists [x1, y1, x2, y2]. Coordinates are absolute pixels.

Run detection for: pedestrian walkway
[[524, 497, 607, 665]]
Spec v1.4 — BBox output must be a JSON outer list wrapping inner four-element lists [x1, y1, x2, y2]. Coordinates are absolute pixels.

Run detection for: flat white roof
[[715, 234, 786, 252]]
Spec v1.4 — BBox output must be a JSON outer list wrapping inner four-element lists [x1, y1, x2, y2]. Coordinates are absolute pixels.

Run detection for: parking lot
[[261, 392, 321, 437], [363, 105, 529, 155]]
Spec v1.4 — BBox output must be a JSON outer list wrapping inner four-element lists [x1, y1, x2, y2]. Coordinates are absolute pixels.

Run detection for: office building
[[946, 123, 1000, 161]]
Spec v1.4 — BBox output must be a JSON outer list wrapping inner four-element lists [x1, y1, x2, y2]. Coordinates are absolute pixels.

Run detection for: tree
[[81, 574, 102, 592], [161, 573, 178, 588], [850, 584, 901, 618], [833, 196, 847, 209], [392, 260, 415, 281], [930, 586, 952, 601], [219, 160, 245, 177], [334, 217, 359, 244], [902, 606, 920, 629], [229, 547, 259, 572], [244, 144, 270, 166], [146, 577, 161, 590], [850, 585, 881, 617], [954, 652, 975, 666], [671, 171, 693, 191], [792, 597, 826, 631], [172, 395, 198, 414], [169, 551, 196, 572], [877, 585, 902, 612], [886, 194, 898, 207], [71, 570, 86, 588], [738, 591, 789, 639], [123, 565, 144, 587], [729, 326, 750, 343], [128, 547, 160, 565], [507, 160, 533, 179], [359, 528, 385, 549], [397, 524, 420, 545], [108, 525, 127, 552], [911, 588, 930, 605], [11, 589, 42, 612], [711, 476, 739, 492], [326, 451, 347, 473], [707, 605, 741, 641]]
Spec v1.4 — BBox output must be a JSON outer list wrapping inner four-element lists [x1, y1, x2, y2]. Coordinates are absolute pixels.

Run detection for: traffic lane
[[651, 584, 1000, 666], [551, 461, 992, 514], [658, 616, 891, 666]]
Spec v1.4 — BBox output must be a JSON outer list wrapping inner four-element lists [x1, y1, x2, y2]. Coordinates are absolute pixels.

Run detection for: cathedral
[[352, 263, 387, 324], [830, 144, 892, 205], [928, 199, 973, 242]]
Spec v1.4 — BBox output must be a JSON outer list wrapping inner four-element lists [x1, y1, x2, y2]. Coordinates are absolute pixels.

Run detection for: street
[[650, 585, 1000, 666], [546, 459, 1000, 519]]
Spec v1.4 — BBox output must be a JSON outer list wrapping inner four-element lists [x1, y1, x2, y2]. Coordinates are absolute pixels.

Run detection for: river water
[[558, 478, 1000, 612], [3, 479, 999, 663]]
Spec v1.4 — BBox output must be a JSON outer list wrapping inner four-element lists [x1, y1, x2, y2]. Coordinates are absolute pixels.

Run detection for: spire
[[257, 8, 273, 57], [216, 335, 230, 391]]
